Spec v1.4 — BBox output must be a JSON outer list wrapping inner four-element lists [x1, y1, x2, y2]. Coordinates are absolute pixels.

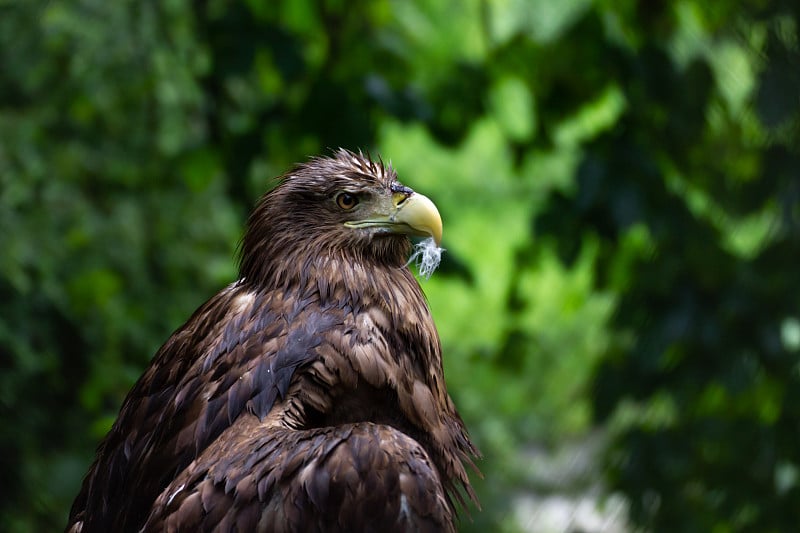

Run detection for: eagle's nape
[[66, 149, 480, 533]]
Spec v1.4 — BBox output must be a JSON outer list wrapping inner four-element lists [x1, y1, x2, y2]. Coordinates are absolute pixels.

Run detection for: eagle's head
[[239, 149, 442, 287]]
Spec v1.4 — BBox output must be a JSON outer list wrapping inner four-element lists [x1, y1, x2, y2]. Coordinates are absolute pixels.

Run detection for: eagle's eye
[[336, 192, 359, 210]]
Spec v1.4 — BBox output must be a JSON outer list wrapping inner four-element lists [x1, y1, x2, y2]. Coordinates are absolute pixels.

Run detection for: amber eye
[[336, 192, 359, 210]]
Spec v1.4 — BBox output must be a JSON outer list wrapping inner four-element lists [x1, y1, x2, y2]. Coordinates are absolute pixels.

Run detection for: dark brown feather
[[67, 149, 479, 533], [143, 419, 454, 533]]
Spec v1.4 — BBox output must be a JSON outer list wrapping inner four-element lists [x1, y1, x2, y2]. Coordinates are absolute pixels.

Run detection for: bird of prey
[[67, 149, 479, 532]]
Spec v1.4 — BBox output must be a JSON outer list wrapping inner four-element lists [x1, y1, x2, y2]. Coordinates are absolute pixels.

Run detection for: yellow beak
[[391, 193, 443, 246], [344, 191, 443, 246]]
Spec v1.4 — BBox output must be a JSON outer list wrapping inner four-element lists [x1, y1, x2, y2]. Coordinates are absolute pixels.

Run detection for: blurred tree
[[1, 0, 798, 531], [533, 2, 800, 531]]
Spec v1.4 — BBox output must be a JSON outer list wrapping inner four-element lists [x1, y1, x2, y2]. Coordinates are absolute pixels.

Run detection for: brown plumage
[[67, 149, 479, 533]]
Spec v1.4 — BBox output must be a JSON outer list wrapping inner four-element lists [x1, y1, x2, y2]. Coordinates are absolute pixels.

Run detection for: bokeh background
[[2, 0, 800, 531]]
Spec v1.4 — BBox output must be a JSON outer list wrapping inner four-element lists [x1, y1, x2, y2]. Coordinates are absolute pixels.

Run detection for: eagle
[[67, 150, 480, 532]]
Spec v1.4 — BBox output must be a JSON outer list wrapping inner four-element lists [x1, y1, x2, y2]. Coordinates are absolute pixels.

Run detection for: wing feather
[[143, 418, 455, 533], [69, 283, 346, 531]]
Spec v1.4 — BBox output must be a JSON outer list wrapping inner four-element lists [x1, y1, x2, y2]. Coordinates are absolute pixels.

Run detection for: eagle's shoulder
[[69, 281, 348, 531]]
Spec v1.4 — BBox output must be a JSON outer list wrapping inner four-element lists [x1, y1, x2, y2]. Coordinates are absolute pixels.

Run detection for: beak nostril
[[393, 191, 411, 207], [391, 183, 414, 208]]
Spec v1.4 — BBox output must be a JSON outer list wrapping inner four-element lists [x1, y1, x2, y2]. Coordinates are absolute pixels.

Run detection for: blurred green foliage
[[1, 0, 799, 531]]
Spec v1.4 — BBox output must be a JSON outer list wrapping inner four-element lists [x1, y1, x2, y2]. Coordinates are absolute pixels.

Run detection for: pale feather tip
[[406, 237, 443, 279]]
